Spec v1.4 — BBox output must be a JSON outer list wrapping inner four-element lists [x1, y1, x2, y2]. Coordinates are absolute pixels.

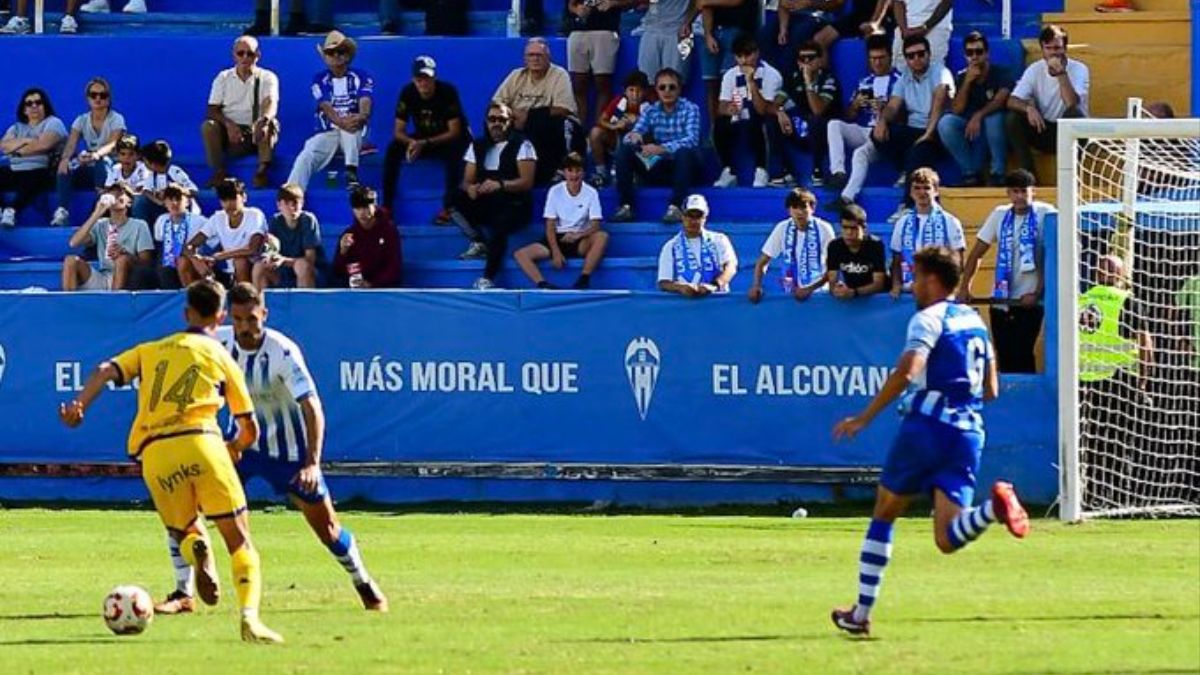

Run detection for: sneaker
[[893, 171, 908, 188], [80, 0, 110, 11], [51, 207, 70, 227], [662, 204, 683, 224], [345, 169, 361, 191], [122, 0, 147, 12], [811, 167, 826, 188], [886, 204, 909, 225], [1, 16, 30, 33], [768, 173, 795, 188], [459, 241, 488, 260], [713, 167, 737, 188], [1095, 0, 1134, 11], [472, 277, 496, 290], [991, 480, 1030, 538], [823, 195, 854, 215], [253, 165, 270, 189], [204, 169, 228, 189], [380, 20, 401, 35], [0, 208, 15, 228], [191, 537, 220, 606], [588, 171, 609, 188], [830, 606, 871, 636], [572, 275, 590, 289], [241, 617, 285, 644], [432, 208, 452, 225], [243, 21, 271, 36], [827, 171, 848, 191], [154, 591, 195, 615], [355, 580, 389, 612], [60, 15, 78, 33], [752, 167, 770, 188], [610, 204, 634, 223]]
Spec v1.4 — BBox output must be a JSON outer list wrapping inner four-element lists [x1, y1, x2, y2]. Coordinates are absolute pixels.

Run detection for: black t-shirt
[[826, 236, 886, 289], [395, 80, 468, 140], [953, 64, 1014, 117], [564, 4, 623, 32], [713, 0, 758, 31]]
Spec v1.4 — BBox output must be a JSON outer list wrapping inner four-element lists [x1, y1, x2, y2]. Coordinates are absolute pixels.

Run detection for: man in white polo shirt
[[1005, 24, 1089, 181], [202, 36, 281, 189]]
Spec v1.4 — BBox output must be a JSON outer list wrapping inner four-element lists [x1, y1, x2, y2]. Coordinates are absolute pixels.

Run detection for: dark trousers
[[767, 114, 831, 178], [989, 305, 1044, 374], [0, 166, 53, 213], [382, 135, 469, 211], [876, 122, 946, 175], [523, 108, 585, 184], [1005, 107, 1085, 180], [714, 115, 767, 171], [615, 143, 700, 211], [1080, 370, 1143, 510], [451, 190, 532, 280]]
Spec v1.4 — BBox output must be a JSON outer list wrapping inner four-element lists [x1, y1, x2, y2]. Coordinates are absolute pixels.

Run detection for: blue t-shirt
[[268, 211, 321, 260], [311, 68, 375, 133], [901, 301, 993, 429]]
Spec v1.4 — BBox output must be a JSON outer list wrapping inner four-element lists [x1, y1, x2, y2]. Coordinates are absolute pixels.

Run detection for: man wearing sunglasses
[[202, 36, 281, 190], [656, 194, 738, 297], [936, 31, 1012, 187], [891, 0, 953, 74], [770, 40, 841, 188]]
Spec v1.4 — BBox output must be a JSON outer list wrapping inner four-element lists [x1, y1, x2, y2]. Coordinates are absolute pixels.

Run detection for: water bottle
[[347, 262, 364, 289], [995, 279, 1009, 301], [326, 170, 339, 188], [106, 221, 120, 260], [781, 272, 796, 294]]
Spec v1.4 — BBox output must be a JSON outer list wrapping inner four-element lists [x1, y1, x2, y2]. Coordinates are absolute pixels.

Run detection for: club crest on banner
[[624, 337, 660, 421]]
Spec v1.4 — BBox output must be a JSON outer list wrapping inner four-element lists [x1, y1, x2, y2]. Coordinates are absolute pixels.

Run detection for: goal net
[[1057, 114, 1200, 520]]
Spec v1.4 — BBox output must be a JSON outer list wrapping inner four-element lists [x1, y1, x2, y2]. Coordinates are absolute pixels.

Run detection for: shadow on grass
[[0, 612, 94, 621], [0, 636, 153, 646], [910, 612, 1199, 624], [557, 633, 827, 645]]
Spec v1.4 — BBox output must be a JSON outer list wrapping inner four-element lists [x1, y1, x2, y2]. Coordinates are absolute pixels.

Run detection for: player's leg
[[832, 485, 911, 635], [931, 430, 1030, 554], [155, 525, 203, 614]]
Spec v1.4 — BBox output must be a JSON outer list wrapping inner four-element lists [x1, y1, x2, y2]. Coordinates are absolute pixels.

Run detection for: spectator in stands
[[514, 153, 608, 290], [1, 0, 81, 33], [333, 185, 402, 289], [958, 169, 1052, 373], [451, 102, 537, 290], [635, 0, 693, 84], [770, 40, 840, 188], [748, 187, 835, 303], [104, 134, 149, 191], [687, 0, 758, 131], [824, 34, 900, 211], [564, 0, 630, 128], [383, 56, 470, 223], [492, 38, 583, 185], [588, 70, 650, 188], [179, 178, 267, 285], [657, 194, 738, 296], [611, 67, 701, 224], [1006, 25, 1089, 182], [759, 0, 837, 70], [888, 167, 965, 297], [936, 32, 1012, 187], [246, 0, 334, 36], [53, 77, 126, 227], [812, 0, 894, 50], [287, 31, 374, 192], [712, 33, 782, 190], [0, 87, 66, 227], [202, 35, 281, 189], [79, 0, 146, 14], [151, 183, 204, 290], [825, 203, 888, 299], [254, 183, 320, 290], [133, 140, 201, 226], [62, 184, 153, 291], [892, 0, 952, 73]]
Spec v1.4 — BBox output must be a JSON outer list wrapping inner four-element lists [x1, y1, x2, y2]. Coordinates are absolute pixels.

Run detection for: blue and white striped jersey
[[216, 326, 317, 462], [899, 300, 993, 432]]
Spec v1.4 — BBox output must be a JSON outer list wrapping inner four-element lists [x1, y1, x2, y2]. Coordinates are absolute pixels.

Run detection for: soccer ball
[[102, 585, 154, 635]]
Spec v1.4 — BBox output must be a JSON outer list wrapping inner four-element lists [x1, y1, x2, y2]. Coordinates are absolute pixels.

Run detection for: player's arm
[[983, 342, 1000, 402], [957, 239, 989, 302], [833, 349, 927, 440], [60, 347, 141, 427], [295, 394, 327, 494], [227, 414, 258, 462]]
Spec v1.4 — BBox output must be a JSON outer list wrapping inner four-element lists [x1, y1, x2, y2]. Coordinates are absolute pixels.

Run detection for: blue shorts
[[700, 26, 740, 80], [880, 414, 984, 507], [236, 450, 329, 504]]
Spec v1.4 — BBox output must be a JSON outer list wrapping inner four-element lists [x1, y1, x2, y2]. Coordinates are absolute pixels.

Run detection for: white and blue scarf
[[160, 213, 193, 269], [781, 220, 825, 289], [899, 206, 949, 287], [672, 231, 720, 284], [993, 206, 1038, 298]]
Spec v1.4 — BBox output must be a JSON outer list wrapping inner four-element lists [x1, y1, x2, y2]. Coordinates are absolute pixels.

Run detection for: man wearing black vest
[[451, 103, 538, 290]]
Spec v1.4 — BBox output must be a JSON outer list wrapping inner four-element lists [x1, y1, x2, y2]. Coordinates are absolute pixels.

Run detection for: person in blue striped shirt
[[154, 283, 387, 616], [830, 246, 1030, 636]]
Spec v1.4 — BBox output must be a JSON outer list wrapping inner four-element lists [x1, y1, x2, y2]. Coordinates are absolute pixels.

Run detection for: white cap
[[683, 194, 709, 216]]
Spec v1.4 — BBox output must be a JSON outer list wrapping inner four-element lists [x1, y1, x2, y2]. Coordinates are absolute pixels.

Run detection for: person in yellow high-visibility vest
[[1078, 254, 1155, 510]]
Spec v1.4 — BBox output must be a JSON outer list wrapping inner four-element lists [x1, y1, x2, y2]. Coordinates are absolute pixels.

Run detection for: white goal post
[[1057, 116, 1200, 521]]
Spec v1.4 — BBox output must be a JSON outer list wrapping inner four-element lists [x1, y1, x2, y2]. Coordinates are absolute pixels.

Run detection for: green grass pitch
[[0, 508, 1197, 674]]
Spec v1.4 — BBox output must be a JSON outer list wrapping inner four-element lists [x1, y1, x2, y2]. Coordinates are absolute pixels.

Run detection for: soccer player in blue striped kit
[[831, 246, 1030, 636], [155, 282, 387, 615]]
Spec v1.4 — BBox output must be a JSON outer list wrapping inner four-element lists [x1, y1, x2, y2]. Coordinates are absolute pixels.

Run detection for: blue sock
[[325, 528, 371, 585], [946, 500, 996, 551], [853, 518, 894, 622]]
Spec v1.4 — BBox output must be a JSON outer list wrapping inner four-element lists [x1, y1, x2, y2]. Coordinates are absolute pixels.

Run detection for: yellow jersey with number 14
[[109, 328, 254, 458]]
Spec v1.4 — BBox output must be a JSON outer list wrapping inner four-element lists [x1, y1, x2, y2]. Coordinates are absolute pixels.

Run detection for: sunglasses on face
[[904, 50, 928, 60], [657, 83, 678, 92], [88, 90, 109, 100], [486, 116, 510, 124], [23, 99, 43, 107], [324, 49, 349, 58], [797, 54, 818, 62], [683, 210, 705, 219], [524, 52, 546, 58], [965, 47, 985, 56], [235, 49, 255, 58]]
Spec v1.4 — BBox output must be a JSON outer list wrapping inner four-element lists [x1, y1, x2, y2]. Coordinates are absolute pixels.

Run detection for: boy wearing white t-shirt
[[748, 188, 836, 303], [713, 34, 783, 189], [888, 168, 966, 297], [514, 153, 608, 290], [179, 177, 267, 284]]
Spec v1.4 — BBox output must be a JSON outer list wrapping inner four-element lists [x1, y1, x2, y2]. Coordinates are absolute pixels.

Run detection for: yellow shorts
[[140, 431, 247, 532]]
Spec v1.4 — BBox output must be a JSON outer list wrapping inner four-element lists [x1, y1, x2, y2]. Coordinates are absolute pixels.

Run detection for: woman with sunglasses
[[0, 88, 67, 227], [53, 77, 128, 227]]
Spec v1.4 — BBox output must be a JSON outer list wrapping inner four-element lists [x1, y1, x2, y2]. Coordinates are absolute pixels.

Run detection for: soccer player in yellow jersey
[[58, 279, 284, 645]]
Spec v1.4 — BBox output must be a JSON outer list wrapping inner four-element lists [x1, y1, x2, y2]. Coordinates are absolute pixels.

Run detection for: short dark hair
[[16, 87, 54, 124], [276, 183, 304, 204], [561, 152, 585, 171], [796, 40, 822, 58], [140, 139, 173, 167], [866, 34, 891, 53], [902, 35, 931, 54], [840, 203, 868, 226], [1004, 169, 1036, 189], [215, 177, 245, 201], [785, 187, 816, 209], [350, 184, 377, 208], [162, 182, 188, 201], [115, 134, 140, 154], [963, 31, 989, 51], [914, 246, 961, 291], [732, 32, 758, 57], [486, 101, 513, 120], [654, 67, 682, 86], [229, 281, 263, 308], [623, 70, 650, 90], [106, 182, 134, 201], [1039, 24, 1069, 47], [186, 279, 226, 319]]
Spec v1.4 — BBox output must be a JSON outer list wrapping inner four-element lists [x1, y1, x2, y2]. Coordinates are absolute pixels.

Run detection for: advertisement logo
[[624, 337, 660, 421]]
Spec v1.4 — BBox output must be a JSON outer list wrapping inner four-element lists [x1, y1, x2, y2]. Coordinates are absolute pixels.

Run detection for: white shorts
[[81, 266, 114, 290], [567, 30, 620, 75]]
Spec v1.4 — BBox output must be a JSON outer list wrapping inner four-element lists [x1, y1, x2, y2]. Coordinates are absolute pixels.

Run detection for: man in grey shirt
[[62, 183, 154, 291], [637, 0, 694, 84]]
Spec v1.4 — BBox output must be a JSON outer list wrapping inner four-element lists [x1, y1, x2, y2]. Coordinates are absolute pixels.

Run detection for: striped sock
[[853, 518, 894, 623], [327, 528, 371, 586], [946, 500, 997, 551], [166, 533, 195, 596]]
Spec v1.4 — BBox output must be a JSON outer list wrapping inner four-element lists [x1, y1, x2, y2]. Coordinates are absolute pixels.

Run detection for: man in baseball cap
[[655, 193, 739, 297]]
